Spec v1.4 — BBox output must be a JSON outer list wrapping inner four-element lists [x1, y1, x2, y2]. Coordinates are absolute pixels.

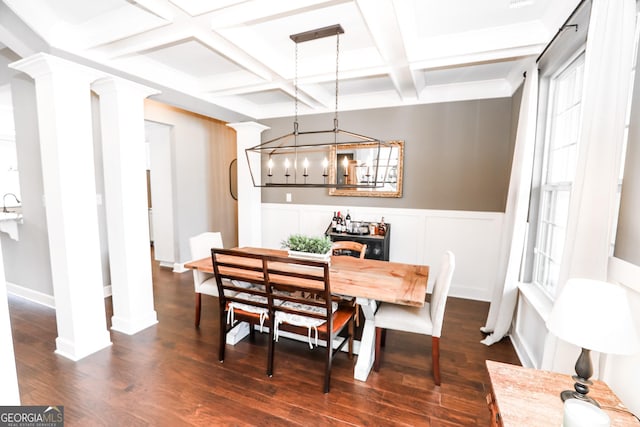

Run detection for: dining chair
[[331, 240, 367, 259], [265, 254, 355, 393], [189, 232, 224, 327], [211, 248, 272, 368], [373, 250, 455, 386], [331, 240, 366, 326]]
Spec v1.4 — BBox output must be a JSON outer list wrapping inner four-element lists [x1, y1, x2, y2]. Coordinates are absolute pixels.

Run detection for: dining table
[[185, 247, 429, 381]]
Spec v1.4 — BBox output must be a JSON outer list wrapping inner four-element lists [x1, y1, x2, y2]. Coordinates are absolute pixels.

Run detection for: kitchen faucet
[[2, 193, 20, 213]]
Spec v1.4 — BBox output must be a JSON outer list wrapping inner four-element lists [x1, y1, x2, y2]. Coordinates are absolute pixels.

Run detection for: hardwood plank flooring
[[9, 252, 520, 426]]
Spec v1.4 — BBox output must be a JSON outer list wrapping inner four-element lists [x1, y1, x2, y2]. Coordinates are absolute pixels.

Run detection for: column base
[[111, 311, 159, 335], [54, 332, 112, 361]]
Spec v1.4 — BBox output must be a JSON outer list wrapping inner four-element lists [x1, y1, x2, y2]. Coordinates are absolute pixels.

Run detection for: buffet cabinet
[[325, 223, 391, 261]]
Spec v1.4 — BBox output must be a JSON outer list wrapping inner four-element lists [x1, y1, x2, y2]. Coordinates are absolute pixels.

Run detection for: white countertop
[[0, 211, 23, 240]]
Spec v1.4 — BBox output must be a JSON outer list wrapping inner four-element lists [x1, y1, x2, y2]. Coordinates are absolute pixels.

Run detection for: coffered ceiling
[[0, 0, 580, 120]]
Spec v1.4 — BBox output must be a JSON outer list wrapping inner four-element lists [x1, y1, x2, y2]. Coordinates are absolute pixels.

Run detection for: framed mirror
[[329, 140, 404, 197], [229, 159, 238, 200]]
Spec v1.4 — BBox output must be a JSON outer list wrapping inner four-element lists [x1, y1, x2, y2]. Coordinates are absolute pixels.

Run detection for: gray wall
[[1, 72, 53, 295], [260, 98, 515, 212]]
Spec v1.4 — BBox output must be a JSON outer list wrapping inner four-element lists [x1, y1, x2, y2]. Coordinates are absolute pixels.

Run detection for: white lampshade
[[546, 278, 640, 355]]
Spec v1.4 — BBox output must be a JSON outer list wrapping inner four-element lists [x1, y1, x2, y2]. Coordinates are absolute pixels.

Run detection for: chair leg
[[374, 327, 383, 372], [248, 322, 255, 341], [432, 336, 441, 386], [267, 320, 274, 377], [324, 336, 332, 393], [348, 316, 354, 359], [218, 310, 227, 362], [195, 293, 202, 327]]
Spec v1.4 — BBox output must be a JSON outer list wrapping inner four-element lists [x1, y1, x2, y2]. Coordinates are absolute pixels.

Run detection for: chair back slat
[[332, 241, 367, 259]]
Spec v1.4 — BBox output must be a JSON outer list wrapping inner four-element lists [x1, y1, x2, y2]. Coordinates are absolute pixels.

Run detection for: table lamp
[[546, 278, 640, 407]]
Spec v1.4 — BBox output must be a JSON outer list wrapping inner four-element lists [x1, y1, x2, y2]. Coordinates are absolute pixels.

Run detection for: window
[[532, 53, 585, 297]]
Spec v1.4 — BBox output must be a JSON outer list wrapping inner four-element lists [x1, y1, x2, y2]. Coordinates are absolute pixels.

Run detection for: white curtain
[[481, 63, 538, 345], [542, 0, 636, 369]]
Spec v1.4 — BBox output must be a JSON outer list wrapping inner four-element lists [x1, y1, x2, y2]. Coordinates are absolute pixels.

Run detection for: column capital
[[91, 76, 160, 99], [9, 53, 103, 82], [227, 121, 270, 134]]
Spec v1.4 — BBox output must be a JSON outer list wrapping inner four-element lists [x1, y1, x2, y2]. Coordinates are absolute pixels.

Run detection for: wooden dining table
[[185, 247, 429, 381]]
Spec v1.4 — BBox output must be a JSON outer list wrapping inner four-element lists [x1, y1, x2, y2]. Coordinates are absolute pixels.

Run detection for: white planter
[[287, 249, 332, 263]]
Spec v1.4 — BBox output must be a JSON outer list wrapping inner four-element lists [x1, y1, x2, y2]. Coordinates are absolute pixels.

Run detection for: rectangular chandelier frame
[[246, 23, 392, 189]]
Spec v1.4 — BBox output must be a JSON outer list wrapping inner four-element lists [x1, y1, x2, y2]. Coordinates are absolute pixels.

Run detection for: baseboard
[[510, 330, 535, 368], [6, 282, 55, 308], [172, 263, 188, 273], [7, 282, 113, 308], [449, 285, 492, 302]]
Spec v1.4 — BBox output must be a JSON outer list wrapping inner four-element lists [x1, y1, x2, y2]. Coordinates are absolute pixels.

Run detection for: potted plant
[[281, 234, 333, 262]]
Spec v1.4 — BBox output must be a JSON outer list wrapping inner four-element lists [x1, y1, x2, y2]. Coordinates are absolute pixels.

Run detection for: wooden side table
[[485, 360, 639, 426]]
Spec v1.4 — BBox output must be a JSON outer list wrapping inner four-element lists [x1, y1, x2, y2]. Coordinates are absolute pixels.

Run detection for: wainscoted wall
[[261, 203, 504, 302], [603, 257, 640, 416]]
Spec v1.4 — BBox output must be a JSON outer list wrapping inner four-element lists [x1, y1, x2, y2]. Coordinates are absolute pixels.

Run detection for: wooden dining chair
[[331, 241, 366, 326], [189, 232, 224, 327], [373, 251, 455, 386], [331, 240, 367, 259], [211, 248, 272, 369], [264, 254, 355, 393]]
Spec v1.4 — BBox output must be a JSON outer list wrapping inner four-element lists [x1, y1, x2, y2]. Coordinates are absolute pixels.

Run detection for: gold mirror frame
[[329, 140, 404, 197]]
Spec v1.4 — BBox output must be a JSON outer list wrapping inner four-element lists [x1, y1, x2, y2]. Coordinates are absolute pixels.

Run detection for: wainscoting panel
[[262, 203, 504, 302], [603, 257, 640, 416]]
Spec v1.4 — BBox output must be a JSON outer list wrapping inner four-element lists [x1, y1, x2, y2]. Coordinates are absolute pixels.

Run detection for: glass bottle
[[377, 217, 387, 236]]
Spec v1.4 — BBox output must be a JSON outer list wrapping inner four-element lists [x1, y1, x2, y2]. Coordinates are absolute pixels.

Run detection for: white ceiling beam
[[410, 44, 544, 72], [132, 0, 176, 21], [356, 0, 418, 101], [193, 29, 275, 82], [93, 23, 194, 59], [208, 0, 349, 30], [208, 80, 325, 110]]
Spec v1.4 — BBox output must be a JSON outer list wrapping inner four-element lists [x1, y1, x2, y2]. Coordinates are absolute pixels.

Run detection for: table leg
[[354, 297, 377, 381]]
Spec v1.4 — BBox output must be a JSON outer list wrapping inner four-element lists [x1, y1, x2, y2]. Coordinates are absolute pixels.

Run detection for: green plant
[[281, 234, 332, 254]]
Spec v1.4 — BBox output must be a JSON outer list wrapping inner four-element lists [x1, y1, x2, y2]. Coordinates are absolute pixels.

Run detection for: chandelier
[[245, 24, 394, 188]]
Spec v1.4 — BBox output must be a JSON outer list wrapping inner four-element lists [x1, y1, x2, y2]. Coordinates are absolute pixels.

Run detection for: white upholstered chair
[[373, 250, 455, 385], [189, 232, 224, 327]]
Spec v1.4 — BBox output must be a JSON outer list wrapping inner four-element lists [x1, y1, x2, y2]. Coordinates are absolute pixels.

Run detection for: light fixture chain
[[294, 41, 299, 128], [334, 31, 340, 129]]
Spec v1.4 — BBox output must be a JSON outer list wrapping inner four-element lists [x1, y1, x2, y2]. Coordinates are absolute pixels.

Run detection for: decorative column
[[0, 239, 20, 404], [92, 77, 159, 335], [227, 122, 269, 247], [9, 53, 112, 360]]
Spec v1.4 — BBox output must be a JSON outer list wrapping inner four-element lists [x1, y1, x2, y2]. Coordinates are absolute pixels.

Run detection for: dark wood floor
[[9, 252, 520, 426]]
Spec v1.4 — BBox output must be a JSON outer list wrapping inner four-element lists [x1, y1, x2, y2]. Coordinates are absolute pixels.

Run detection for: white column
[[92, 77, 159, 335], [9, 53, 112, 360], [227, 122, 269, 248], [0, 239, 20, 404]]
